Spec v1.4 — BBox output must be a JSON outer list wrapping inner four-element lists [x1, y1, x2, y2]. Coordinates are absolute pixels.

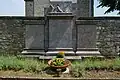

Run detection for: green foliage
[[71, 61, 85, 77], [0, 55, 47, 73], [97, 0, 120, 14], [56, 54, 64, 58], [51, 58, 65, 66], [1, 55, 120, 78], [71, 57, 120, 77], [112, 58, 120, 70]]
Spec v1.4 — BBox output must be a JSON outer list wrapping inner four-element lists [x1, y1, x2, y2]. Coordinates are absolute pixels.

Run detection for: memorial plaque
[[77, 25, 97, 48], [49, 20, 73, 48], [25, 25, 44, 49]]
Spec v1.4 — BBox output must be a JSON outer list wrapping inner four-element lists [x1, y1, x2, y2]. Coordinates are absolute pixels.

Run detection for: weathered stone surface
[[0, 17, 120, 57], [25, 25, 44, 49], [25, 0, 34, 16], [50, 1, 72, 13], [77, 25, 97, 48], [24, 0, 93, 17], [0, 18, 24, 54], [39, 55, 82, 60], [72, 3, 77, 16], [77, 0, 93, 17], [34, 0, 50, 16], [96, 20, 120, 56], [49, 19, 73, 48]]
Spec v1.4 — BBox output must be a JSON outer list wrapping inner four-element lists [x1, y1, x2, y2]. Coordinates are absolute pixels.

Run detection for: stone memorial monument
[[22, 0, 100, 59]]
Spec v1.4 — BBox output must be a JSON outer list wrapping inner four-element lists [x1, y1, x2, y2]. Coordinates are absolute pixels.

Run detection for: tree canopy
[[97, 0, 120, 14]]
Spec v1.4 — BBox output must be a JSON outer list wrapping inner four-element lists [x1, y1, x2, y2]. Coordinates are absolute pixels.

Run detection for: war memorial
[[0, 0, 120, 59]]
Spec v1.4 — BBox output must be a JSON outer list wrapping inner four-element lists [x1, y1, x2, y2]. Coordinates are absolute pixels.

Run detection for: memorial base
[[21, 48, 102, 59]]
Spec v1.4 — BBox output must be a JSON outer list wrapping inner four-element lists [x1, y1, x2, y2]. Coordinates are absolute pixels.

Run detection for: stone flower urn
[[47, 52, 71, 76], [48, 51, 71, 69], [48, 58, 71, 69], [48, 58, 71, 77]]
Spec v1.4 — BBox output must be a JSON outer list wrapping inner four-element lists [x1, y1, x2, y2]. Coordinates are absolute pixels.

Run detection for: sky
[[0, 0, 120, 17]]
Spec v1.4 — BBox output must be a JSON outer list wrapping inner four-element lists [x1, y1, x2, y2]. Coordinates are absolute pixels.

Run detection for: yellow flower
[[59, 51, 65, 56]]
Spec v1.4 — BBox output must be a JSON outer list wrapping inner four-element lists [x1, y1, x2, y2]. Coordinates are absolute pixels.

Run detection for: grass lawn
[[0, 55, 120, 78]]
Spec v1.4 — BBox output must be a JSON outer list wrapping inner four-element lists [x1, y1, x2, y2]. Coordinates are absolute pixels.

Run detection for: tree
[[97, 0, 120, 14]]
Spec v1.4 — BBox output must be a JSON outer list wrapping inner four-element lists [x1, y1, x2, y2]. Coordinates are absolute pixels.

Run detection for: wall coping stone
[[0, 16, 120, 20], [47, 15, 74, 19], [0, 16, 44, 20], [78, 17, 120, 20]]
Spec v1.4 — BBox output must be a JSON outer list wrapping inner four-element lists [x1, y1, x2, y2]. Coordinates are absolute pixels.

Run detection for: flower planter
[[48, 59, 71, 69]]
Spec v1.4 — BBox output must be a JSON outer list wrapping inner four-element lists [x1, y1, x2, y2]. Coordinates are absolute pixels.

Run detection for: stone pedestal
[[48, 13, 73, 48], [46, 12, 75, 56], [22, 18, 45, 55], [75, 20, 100, 56]]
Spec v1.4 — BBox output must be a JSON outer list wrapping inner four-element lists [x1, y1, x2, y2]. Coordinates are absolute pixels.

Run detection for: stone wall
[[0, 17, 120, 56], [0, 17, 24, 54], [0, 17, 44, 54], [78, 17, 120, 56], [97, 19, 120, 56]]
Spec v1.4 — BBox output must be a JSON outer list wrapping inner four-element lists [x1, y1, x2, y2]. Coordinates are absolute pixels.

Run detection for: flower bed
[[0, 55, 120, 78]]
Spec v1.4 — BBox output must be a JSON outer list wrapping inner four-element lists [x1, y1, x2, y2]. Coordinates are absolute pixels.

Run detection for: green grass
[[71, 57, 120, 77], [73, 58, 110, 70], [0, 55, 47, 73], [1, 55, 120, 78]]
